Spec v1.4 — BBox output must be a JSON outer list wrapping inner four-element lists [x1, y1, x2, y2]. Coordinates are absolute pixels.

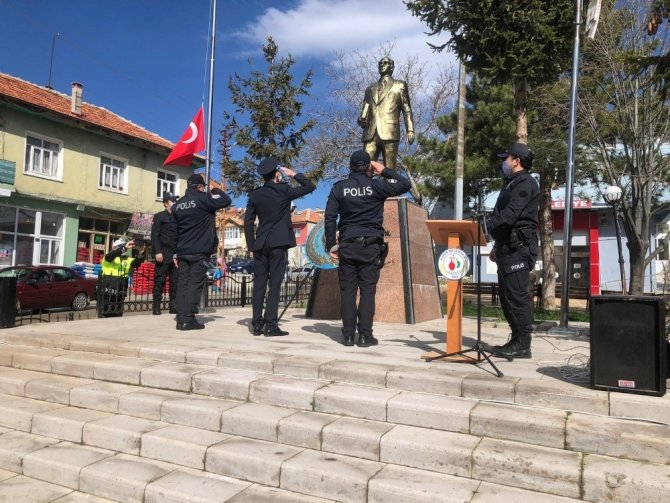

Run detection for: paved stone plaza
[[0, 307, 667, 502]]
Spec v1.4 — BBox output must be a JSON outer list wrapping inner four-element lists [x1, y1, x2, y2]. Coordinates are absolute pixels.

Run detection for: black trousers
[[496, 247, 535, 336], [338, 241, 381, 338], [153, 253, 178, 308], [176, 253, 208, 325], [252, 245, 288, 329]]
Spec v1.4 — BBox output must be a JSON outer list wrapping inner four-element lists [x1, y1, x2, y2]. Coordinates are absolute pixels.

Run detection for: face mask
[[501, 159, 513, 178]]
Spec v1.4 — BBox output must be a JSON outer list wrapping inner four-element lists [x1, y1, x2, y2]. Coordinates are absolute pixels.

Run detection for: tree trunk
[[538, 177, 556, 309], [514, 78, 528, 143], [627, 232, 648, 295]]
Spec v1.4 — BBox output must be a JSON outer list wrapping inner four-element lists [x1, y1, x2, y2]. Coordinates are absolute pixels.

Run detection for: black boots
[[492, 329, 532, 359], [264, 326, 289, 337], [152, 303, 161, 316], [343, 335, 355, 346], [356, 335, 379, 347]]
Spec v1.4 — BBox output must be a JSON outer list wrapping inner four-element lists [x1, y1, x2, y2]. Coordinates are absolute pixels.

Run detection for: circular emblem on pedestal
[[438, 249, 470, 280]]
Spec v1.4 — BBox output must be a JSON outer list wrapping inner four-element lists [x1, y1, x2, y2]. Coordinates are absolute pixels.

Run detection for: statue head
[[378, 57, 394, 77]]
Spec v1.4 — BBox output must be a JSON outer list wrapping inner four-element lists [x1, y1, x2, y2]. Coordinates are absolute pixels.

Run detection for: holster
[[378, 242, 389, 268]]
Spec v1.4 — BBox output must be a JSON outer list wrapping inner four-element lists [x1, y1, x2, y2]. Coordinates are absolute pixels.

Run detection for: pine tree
[[220, 37, 315, 196]]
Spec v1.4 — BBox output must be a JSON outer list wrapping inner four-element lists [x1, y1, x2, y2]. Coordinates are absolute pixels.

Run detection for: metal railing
[[13, 267, 314, 325]]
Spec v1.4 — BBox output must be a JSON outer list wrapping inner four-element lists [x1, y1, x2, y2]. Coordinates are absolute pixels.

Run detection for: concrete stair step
[[0, 411, 591, 503], [1, 358, 670, 471], [2, 337, 670, 427], [0, 380, 668, 502]]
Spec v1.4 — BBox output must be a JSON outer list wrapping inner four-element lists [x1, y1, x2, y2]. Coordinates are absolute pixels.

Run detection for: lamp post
[[603, 185, 627, 295]]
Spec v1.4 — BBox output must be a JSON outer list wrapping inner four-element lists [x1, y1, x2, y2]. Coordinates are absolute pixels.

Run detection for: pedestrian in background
[[171, 174, 231, 330], [244, 156, 315, 337], [151, 191, 178, 315], [325, 150, 411, 347]]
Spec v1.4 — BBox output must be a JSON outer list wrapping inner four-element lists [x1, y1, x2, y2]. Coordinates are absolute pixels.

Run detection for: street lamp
[[603, 185, 627, 295]]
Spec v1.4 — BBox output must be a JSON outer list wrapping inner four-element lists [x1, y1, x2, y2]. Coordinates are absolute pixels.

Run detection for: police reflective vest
[[101, 256, 134, 277]]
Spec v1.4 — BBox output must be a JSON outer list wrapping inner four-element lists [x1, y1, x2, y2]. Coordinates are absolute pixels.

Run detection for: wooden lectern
[[423, 220, 486, 361]]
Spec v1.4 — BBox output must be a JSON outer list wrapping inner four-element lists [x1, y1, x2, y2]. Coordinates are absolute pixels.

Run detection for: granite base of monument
[[305, 198, 443, 324]]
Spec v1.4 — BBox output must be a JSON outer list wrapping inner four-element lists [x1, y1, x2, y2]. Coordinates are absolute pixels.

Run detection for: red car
[[0, 266, 97, 312]]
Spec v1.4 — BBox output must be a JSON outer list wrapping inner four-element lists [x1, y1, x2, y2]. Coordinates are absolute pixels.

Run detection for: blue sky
[[1, 0, 452, 209]]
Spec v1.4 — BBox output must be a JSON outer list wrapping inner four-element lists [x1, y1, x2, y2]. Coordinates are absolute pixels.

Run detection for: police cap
[[258, 156, 280, 176], [497, 142, 533, 161], [162, 191, 178, 203], [187, 174, 205, 187], [350, 150, 370, 168]]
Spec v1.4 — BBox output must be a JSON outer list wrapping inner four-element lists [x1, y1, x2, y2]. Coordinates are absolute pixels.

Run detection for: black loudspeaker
[[590, 295, 667, 396]]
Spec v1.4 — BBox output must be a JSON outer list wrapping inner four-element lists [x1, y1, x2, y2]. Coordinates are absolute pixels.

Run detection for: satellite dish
[[305, 219, 338, 269]]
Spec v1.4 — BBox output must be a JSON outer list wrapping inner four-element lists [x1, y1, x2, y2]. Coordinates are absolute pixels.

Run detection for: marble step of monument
[[1, 340, 669, 428], [0, 360, 668, 502]]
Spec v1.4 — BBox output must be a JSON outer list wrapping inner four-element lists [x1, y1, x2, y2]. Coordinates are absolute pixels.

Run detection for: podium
[[423, 220, 486, 361]]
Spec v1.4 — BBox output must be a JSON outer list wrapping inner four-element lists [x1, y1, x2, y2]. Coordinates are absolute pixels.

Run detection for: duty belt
[[343, 236, 383, 246]]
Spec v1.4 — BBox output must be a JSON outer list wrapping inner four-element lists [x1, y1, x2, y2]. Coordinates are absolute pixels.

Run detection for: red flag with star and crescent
[[163, 107, 205, 166]]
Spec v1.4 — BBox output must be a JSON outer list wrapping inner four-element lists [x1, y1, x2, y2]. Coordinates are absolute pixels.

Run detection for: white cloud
[[234, 0, 456, 67]]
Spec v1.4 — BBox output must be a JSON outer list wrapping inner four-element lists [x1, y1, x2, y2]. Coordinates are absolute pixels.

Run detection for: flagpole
[[204, 0, 217, 191]]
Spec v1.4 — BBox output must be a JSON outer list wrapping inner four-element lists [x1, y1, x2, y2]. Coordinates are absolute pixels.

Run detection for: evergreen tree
[[220, 37, 315, 196]]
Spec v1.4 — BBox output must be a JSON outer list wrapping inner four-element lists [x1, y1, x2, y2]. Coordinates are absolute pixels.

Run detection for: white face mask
[[501, 159, 513, 178]]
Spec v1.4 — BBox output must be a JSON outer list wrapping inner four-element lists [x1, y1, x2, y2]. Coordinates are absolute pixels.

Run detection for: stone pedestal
[[306, 198, 442, 324]]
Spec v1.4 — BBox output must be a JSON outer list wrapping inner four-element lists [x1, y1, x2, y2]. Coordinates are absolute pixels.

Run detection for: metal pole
[[613, 208, 627, 295], [204, 0, 217, 189], [200, 0, 217, 312], [559, 0, 583, 328], [454, 62, 466, 220], [47, 33, 60, 89]]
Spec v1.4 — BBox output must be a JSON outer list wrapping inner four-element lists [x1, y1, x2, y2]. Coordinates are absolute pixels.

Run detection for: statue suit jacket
[[244, 174, 316, 252], [360, 78, 414, 142]]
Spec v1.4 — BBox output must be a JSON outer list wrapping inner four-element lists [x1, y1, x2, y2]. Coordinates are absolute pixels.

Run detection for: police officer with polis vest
[[325, 150, 411, 347], [244, 156, 316, 337], [171, 174, 231, 330], [99, 238, 146, 317], [486, 142, 540, 359], [151, 191, 178, 315]]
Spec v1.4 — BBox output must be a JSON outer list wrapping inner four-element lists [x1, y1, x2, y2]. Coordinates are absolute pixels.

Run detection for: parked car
[[0, 265, 97, 312], [228, 259, 254, 275], [288, 266, 313, 281]]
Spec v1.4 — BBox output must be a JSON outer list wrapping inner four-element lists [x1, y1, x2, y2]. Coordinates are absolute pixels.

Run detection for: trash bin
[[0, 277, 17, 328], [97, 276, 126, 318]]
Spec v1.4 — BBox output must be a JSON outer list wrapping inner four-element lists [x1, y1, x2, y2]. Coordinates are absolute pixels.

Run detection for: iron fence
[[13, 267, 314, 325]]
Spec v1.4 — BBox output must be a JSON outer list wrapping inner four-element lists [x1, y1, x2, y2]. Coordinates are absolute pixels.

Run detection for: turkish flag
[[163, 107, 205, 166]]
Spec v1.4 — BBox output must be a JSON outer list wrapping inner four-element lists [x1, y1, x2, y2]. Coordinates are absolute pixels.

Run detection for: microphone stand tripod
[[432, 181, 509, 377]]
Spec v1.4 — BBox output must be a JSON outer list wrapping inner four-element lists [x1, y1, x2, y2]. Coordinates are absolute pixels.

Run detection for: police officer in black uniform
[[151, 192, 178, 315], [486, 143, 540, 359], [325, 150, 411, 347], [244, 156, 315, 337], [171, 174, 231, 330]]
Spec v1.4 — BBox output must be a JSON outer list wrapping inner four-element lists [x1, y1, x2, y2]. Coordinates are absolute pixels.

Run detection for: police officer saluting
[[244, 156, 315, 337], [486, 142, 540, 359], [171, 174, 231, 330], [325, 150, 411, 347]]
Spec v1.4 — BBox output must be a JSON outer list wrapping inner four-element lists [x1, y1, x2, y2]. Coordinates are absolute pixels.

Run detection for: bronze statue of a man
[[358, 56, 415, 169]]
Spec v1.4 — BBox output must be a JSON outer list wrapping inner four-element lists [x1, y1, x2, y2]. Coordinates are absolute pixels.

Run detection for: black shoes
[[152, 305, 161, 315], [491, 341, 532, 359], [252, 325, 264, 336], [177, 320, 205, 331], [343, 335, 355, 346], [356, 335, 379, 347], [264, 327, 289, 337]]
